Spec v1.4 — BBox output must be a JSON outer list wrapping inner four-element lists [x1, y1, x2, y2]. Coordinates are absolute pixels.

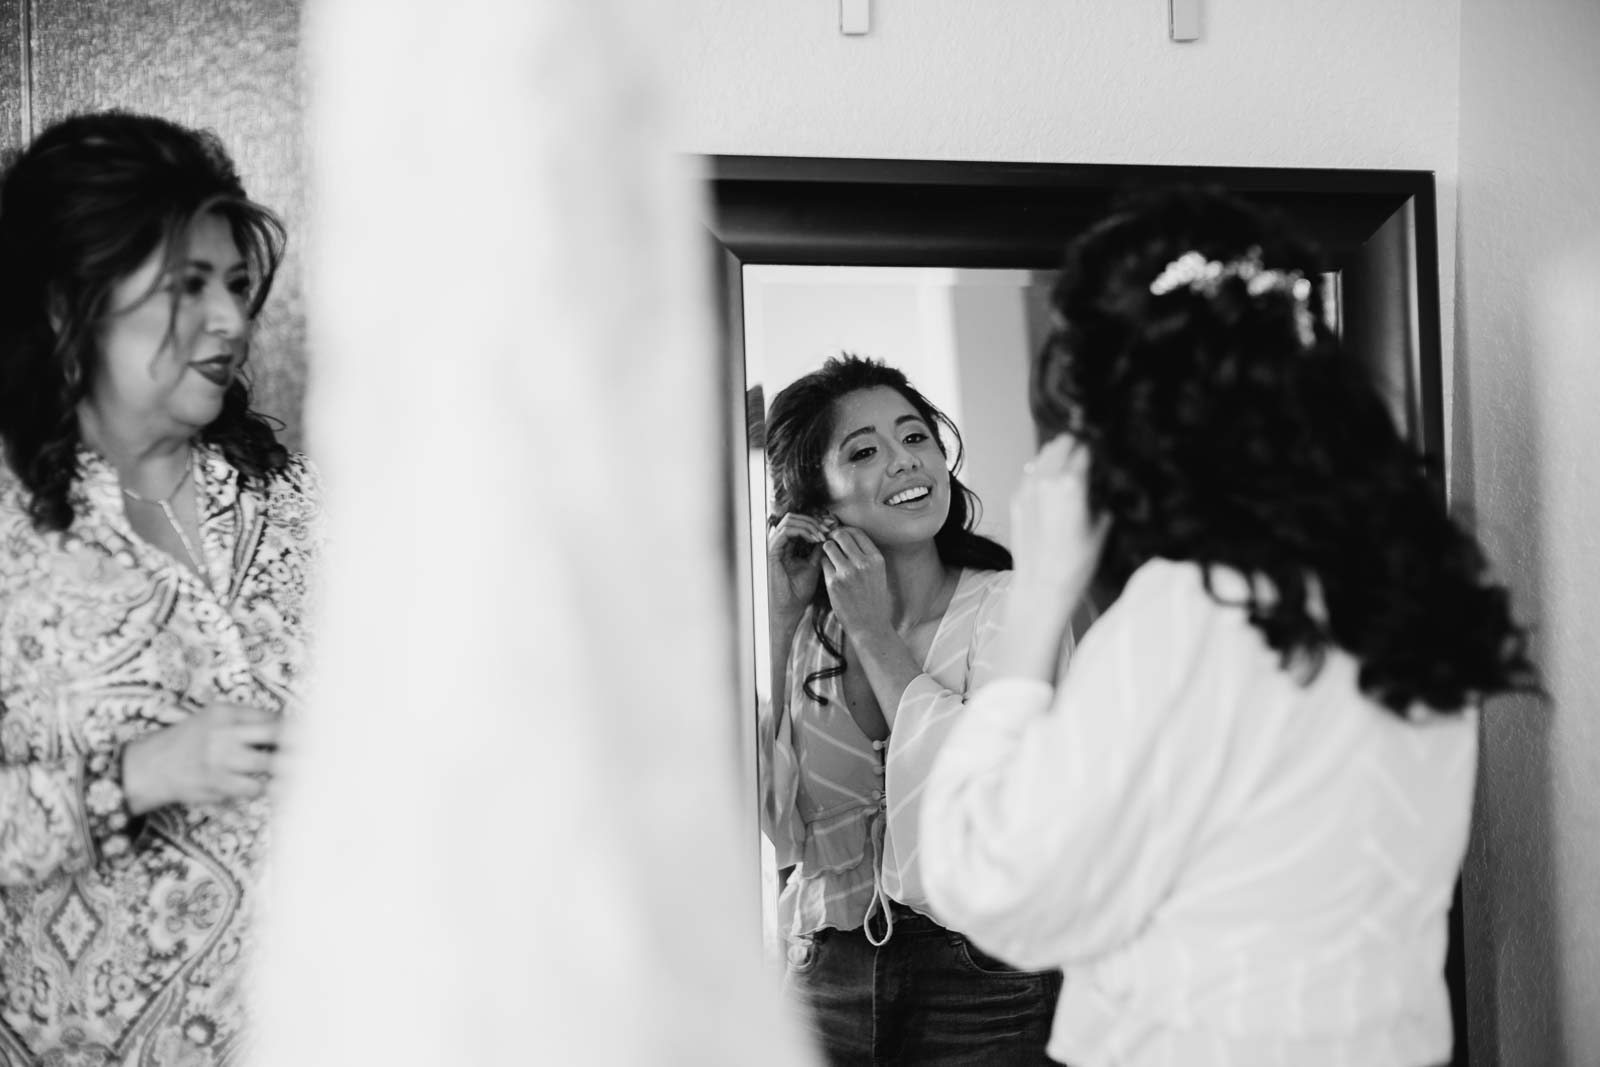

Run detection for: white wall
[[1456, 0, 1600, 1063], [745, 267, 967, 425], [946, 274, 1042, 547], [667, 0, 1463, 417], [668, 0, 1457, 170]]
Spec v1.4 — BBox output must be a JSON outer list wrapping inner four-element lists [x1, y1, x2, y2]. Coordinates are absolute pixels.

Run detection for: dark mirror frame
[[699, 154, 1460, 1065]]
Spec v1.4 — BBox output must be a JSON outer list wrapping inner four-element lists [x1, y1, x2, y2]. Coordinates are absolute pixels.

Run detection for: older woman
[[0, 111, 319, 1065]]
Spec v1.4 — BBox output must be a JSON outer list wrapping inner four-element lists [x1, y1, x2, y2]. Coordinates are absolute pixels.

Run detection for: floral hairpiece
[[1148, 246, 1317, 347]]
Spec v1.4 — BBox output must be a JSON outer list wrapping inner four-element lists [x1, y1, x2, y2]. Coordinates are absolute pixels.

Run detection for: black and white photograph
[[0, 2, 1592, 1065]]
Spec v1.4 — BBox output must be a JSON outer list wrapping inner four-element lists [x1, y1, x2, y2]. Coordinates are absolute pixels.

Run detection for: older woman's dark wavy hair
[[766, 354, 1011, 702], [1032, 185, 1533, 715], [0, 110, 288, 532]]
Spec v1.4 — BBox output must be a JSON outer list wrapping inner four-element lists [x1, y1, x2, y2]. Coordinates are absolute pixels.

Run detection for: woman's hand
[[121, 702, 282, 815], [768, 511, 836, 627], [1010, 434, 1110, 617], [990, 435, 1109, 683], [820, 525, 895, 643]]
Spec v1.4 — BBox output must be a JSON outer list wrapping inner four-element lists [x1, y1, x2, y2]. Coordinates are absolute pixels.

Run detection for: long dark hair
[[1032, 186, 1533, 715], [765, 354, 1010, 703], [0, 109, 288, 532]]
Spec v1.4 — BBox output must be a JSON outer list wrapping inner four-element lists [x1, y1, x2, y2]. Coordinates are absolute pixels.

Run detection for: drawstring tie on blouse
[[862, 738, 896, 946]]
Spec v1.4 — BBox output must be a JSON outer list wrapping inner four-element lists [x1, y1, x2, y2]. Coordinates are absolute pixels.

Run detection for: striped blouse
[[760, 568, 1028, 943], [921, 559, 1476, 1067]]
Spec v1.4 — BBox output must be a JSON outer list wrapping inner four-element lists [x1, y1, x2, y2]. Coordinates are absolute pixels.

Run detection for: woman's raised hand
[[1011, 434, 1110, 612], [768, 511, 836, 626], [820, 525, 895, 641], [121, 702, 282, 815]]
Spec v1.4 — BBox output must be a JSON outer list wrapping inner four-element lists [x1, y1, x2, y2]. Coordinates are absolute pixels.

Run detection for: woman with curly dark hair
[[761, 354, 1063, 1064], [921, 188, 1532, 1067], [0, 111, 320, 1065]]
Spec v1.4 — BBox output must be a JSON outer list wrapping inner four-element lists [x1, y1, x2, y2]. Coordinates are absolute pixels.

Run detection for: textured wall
[[0, 0, 22, 149], [0, 0, 307, 447], [1456, 0, 1600, 1062]]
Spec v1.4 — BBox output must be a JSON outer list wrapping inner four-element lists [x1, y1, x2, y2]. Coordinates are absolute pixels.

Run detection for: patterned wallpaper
[[0, 0, 22, 149], [1, 0, 308, 447]]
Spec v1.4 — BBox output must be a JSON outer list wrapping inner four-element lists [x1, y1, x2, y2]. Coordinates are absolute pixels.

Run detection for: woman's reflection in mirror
[[921, 187, 1537, 1067], [760, 355, 1063, 1064]]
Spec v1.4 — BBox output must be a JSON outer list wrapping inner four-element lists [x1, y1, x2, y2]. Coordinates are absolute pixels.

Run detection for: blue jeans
[[786, 906, 1065, 1066]]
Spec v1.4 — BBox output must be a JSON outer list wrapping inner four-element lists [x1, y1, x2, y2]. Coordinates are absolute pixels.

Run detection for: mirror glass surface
[[741, 264, 1053, 952], [740, 261, 1345, 956]]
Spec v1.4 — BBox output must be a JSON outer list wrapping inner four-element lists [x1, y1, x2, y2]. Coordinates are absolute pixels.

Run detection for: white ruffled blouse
[[922, 559, 1477, 1067]]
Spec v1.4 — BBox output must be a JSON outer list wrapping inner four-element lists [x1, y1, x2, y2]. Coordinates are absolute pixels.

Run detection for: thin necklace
[[121, 452, 204, 575]]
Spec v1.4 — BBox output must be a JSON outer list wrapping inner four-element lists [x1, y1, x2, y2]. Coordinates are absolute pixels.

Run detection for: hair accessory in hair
[[1148, 246, 1317, 347]]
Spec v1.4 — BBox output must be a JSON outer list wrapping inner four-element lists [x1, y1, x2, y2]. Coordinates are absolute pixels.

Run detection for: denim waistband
[[862, 900, 943, 942]]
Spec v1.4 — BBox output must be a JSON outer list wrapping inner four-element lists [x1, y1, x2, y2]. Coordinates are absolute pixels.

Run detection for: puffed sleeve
[[920, 561, 1232, 970], [880, 573, 1042, 902], [756, 625, 807, 868]]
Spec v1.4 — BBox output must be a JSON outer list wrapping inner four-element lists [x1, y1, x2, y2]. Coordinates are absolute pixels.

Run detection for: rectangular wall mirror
[[699, 155, 1456, 1063]]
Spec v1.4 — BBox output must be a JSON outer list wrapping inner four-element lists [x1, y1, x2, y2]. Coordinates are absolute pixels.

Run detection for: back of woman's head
[[765, 353, 1009, 573], [1033, 185, 1532, 714], [0, 110, 287, 530]]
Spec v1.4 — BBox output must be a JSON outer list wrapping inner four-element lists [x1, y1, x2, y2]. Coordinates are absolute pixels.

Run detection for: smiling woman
[[820, 388, 951, 546], [758, 354, 1061, 1065]]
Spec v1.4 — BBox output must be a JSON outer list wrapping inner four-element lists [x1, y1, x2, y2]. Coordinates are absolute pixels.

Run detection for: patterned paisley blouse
[[0, 444, 321, 1067]]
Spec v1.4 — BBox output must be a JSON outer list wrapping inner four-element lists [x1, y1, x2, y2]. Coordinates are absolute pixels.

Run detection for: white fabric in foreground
[[250, 2, 818, 1064]]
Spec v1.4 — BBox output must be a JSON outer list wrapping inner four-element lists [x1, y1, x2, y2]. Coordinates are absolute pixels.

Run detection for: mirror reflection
[[745, 265, 1056, 552], [745, 266, 1067, 1062], [742, 261, 1349, 1063]]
